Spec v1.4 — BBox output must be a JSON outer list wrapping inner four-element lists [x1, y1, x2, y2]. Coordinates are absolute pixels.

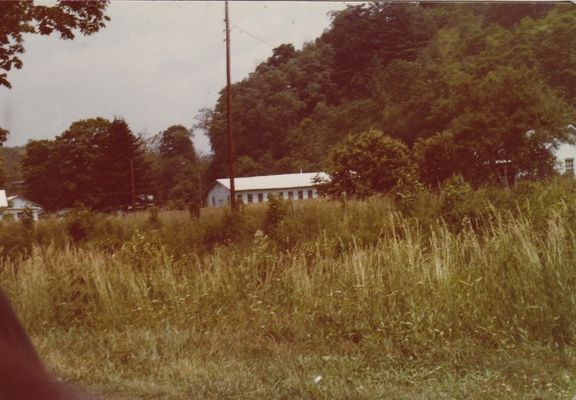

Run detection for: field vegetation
[[2, 178, 576, 398]]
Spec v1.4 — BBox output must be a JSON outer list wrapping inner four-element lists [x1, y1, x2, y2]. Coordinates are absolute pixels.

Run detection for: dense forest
[[16, 120, 205, 211], [204, 2, 576, 187]]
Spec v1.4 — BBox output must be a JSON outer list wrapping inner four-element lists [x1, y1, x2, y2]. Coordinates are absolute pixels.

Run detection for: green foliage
[[414, 131, 460, 187], [390, 172, 427, 216], [65, 208, 95, 243], [440, 175, 474, 227], [0, 146, 24, 190], [149, 125, 201, 209], [321, 129, 416, 199], [22, 118, 149, 211], [322, 2, 436, 98], [0, 220, 32, 261], [21, 139, 59, 209], [203, 3, 574, 188], [19, 207, 35, 231], [5, 180, 576, 377], [93, 118, 148, 211], [147, 205, 160, 229], [263, 194, 289, 235]]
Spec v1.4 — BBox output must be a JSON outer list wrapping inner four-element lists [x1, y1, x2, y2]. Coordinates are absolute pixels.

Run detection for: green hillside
[[205, 3, 575, 186]]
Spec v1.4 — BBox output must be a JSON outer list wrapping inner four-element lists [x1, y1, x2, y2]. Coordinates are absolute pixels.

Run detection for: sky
[[0, 1, 351, 154]]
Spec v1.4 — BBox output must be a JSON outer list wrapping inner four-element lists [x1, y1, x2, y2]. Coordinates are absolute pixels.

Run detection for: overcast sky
[[0, 1, 351, 154]]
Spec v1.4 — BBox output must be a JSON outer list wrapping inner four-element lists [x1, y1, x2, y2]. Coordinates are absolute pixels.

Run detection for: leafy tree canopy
[[319, 129, 415, 199], [22, 117, 149, 211], [147, 125, 202, 209], [203, 2, 575, 188]]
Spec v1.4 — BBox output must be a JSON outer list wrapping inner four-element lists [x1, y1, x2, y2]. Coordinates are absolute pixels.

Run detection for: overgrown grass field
[[2, 178, 576, 398]]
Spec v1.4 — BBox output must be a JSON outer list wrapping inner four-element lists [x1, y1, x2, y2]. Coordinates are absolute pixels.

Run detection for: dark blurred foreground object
[[0, 288, 92, 400]]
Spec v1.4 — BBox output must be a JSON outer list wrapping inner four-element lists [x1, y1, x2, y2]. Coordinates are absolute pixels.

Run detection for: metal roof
[[215, 172, 328, 192], [6, 195, 42, 209]]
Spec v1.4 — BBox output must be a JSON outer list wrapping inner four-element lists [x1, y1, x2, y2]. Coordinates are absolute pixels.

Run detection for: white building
[[0, 190, 43, 221], [207, 172, 328, 208], [555, 142, 576, 175]]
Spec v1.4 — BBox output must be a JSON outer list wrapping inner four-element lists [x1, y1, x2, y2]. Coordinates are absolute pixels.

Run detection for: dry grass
[[2, 192, 576, 398]]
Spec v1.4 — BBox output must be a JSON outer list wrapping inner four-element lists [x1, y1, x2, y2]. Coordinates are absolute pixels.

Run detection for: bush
[[0, 221, 33, 261], [264, 194, 289, 235], [321, 129, 416, 199], [65, 208, 95, 243], [440, 175, 474, 228], [19, 207, 35, 231]]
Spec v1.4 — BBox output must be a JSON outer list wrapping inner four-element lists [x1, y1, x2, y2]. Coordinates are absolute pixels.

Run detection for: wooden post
[[225, 1, 237, 211]]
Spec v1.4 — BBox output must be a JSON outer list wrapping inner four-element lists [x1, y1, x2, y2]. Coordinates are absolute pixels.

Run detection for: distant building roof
[[0, 190, 7, 208], [5, 194, 42, 209], [215, 172, 328, 192]]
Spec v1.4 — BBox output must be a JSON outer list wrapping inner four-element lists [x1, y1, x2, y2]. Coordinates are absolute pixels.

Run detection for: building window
[[288, 191, 294, 199], [278, 192, 284, 198], [237, 194, 243, 203], [247, 194, 253, 203], [298, 190, 303, 199], [258, 193, 264, 203], [307, 190, 313, 199], [212, 196, 216, 207], [566, 158, 574, 176]]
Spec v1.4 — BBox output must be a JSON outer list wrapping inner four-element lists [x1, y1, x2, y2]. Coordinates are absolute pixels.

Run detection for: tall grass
[[2, 193, 576, 349], [2, 178, 576, 397]]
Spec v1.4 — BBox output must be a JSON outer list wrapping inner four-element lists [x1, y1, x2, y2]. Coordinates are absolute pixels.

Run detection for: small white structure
[[0, 190, 7, 208], [555, 142, 576, 176], [0, 191, 43, 221], [207, 172, 328, 208]]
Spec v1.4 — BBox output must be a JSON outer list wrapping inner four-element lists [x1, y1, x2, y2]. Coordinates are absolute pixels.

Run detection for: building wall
[[207, 184, 321, 208], [206, 182, 231, 208], [9, 197, 36, 209], [237, 187, 319, 205], [554, 143, 576, 175]]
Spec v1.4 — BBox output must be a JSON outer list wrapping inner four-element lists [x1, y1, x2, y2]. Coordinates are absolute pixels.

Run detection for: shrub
[[320, 129, 416, 199], [19, 207, 35, 231], [263, 194, 289, 235], [0, 221, 33, 261], [65, 208, 95, 243]]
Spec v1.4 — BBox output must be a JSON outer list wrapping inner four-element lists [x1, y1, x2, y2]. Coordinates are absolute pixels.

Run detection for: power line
[[231, 24, 274, 48]]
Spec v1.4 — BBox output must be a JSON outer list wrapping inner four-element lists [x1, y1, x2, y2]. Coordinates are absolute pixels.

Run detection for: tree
[[414, 131, 463, 188], [23, 118, 111, 210], [319, 129, 416, 199], [255, 43, 297, 74], [22, 117, 151, 211], [0, 1, 109, 88], [21, 140, 59, 209], [151, 125, 200, 209], [54, 118, 111, 208], [447, 66, 573, 185], [202, 2, 570, 186], [322, 2, 435, 98], [93, 118, 148, 210]]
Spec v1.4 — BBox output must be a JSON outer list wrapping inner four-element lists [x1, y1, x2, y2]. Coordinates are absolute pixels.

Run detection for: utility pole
[[225, 0, 237, 211], [130, 158, 136, 209]]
